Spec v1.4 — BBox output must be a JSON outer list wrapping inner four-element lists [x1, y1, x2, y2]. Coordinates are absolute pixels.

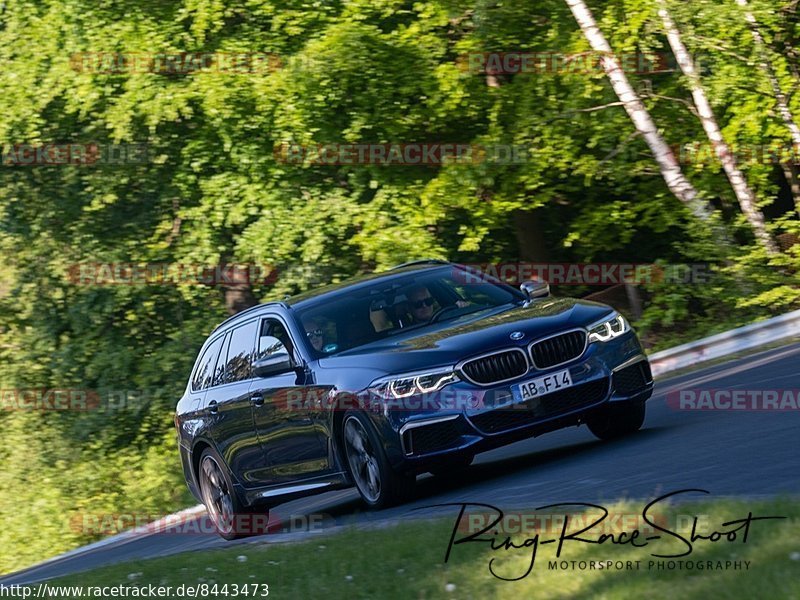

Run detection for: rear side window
[[191, 335, 225, 392], [211, 333, 230, 387], [221, 320, 258, 384]]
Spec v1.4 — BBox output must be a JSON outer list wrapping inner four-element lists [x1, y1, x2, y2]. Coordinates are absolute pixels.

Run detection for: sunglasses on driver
[[411, 297, 435, 309]]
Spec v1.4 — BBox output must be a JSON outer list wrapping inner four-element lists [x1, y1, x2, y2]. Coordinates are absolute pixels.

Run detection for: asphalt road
[[3, 343, 799, 585]]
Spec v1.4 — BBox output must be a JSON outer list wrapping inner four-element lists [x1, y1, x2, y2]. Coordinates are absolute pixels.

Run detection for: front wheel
[[343, 411, 415, 509], [587, 401, 646, 441]]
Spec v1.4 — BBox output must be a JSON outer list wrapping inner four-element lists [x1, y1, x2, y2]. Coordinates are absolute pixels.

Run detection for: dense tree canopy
[[0, 0, 798, 573]]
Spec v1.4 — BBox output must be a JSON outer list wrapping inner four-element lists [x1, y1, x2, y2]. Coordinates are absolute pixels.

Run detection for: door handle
[[208, 400, 218, 414], [250, 392, 265, 407]]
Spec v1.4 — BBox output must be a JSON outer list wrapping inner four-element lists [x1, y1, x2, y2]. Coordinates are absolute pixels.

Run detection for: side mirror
[[253, 352, 294, 378], [520, 279, 550, 299]]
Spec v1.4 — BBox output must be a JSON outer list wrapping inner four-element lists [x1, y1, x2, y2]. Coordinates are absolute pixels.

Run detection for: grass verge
[[36, 497, 800, 599]]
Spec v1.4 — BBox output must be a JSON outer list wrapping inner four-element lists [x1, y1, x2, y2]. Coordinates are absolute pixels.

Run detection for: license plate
[[512, 368, 573, 403]]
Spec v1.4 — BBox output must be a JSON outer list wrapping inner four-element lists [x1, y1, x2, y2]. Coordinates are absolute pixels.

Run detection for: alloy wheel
[[200, 455, 235, 535], [344, 416, 382, 503]]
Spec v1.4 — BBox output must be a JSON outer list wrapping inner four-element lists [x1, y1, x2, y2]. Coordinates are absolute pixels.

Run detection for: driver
[[407, 286, 437, 324], [407, 285, 473, 324]]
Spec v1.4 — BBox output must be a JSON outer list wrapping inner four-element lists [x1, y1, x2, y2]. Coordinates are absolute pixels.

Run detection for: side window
[[211, 333, 230, 388], [222, 321, 258, 384], [192, 335, 225, 392], [256, 318, 294, 361]]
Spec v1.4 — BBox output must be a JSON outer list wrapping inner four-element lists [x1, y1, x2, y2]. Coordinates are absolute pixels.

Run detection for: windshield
[[294, 266, 525, 356]]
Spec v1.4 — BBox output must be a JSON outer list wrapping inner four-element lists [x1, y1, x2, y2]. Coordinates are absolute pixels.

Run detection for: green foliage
[[0, 0, 798, 575]]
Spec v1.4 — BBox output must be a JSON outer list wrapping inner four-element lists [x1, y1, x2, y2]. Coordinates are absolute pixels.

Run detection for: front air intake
[[529, 330, 587, 369], [459, 349, 529, 385]]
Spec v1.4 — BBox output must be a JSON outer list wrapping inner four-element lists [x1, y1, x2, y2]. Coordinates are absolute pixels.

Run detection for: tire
[[587, 400, 646, 441], [342, 411, 415, 509], [428, 454, 474, 478], [198, 447, 266, 540]]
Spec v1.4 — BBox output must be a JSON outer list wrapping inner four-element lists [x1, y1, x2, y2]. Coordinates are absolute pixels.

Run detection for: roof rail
[[212, 301, 289, 332], [387, 259, 451, 271]]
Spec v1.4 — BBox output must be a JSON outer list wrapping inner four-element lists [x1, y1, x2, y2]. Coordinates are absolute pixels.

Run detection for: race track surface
[[3, 343, 799, 585]]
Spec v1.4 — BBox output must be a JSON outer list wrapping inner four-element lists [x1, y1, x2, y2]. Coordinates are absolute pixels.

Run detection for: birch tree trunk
[[659, 3, 778, 254], [736, 0, 800, 146], [564, 0, 715, 224], [782, 162, 800, 216], [736, 0, 800, 213]]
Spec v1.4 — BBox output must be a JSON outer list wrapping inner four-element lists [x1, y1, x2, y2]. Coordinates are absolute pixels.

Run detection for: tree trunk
[[224, 285, 258, 315], [782, 162, 800, 216], [659, 3, 778, 254], [737, 0, 800, 147], [512, 209, 548, 264], [624, 283, 643, 320], [564, 0, 715, 224], [219, 261, 259, 315], [737, 0, 800, 217]]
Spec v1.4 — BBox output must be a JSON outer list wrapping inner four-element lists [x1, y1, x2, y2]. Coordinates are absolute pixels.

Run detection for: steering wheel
[[429, 304, 462, 324]]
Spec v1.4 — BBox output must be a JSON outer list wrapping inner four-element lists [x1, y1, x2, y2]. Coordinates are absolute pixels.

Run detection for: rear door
[[178, 333, 226, 489], [204, 319, 267, 486]]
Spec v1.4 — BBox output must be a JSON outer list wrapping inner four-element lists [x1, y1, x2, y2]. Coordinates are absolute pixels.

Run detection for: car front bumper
[[373, 331, 654, 473]]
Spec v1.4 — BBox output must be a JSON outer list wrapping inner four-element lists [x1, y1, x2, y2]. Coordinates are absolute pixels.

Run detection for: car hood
[[317, 297, 614, 374]]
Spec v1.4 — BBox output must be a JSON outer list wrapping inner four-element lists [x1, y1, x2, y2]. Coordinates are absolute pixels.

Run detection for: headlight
[[369, 368, 460, 399], [587, 313, 629, 343]]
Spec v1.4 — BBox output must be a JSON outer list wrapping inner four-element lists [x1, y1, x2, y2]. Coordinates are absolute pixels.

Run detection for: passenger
[[302, 317, 326, 352]]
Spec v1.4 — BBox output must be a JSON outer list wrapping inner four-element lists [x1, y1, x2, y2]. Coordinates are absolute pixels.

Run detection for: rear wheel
[[343, 411, 415, 509], [198, 447, 266, 540], [587, 400, 646, 440]]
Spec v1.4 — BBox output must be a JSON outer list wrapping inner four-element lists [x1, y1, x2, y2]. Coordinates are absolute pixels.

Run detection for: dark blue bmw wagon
[[176, 260, 653, 538]]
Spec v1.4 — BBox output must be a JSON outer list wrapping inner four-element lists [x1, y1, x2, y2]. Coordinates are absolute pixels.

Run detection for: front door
[[249, 316, 329, 484]]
